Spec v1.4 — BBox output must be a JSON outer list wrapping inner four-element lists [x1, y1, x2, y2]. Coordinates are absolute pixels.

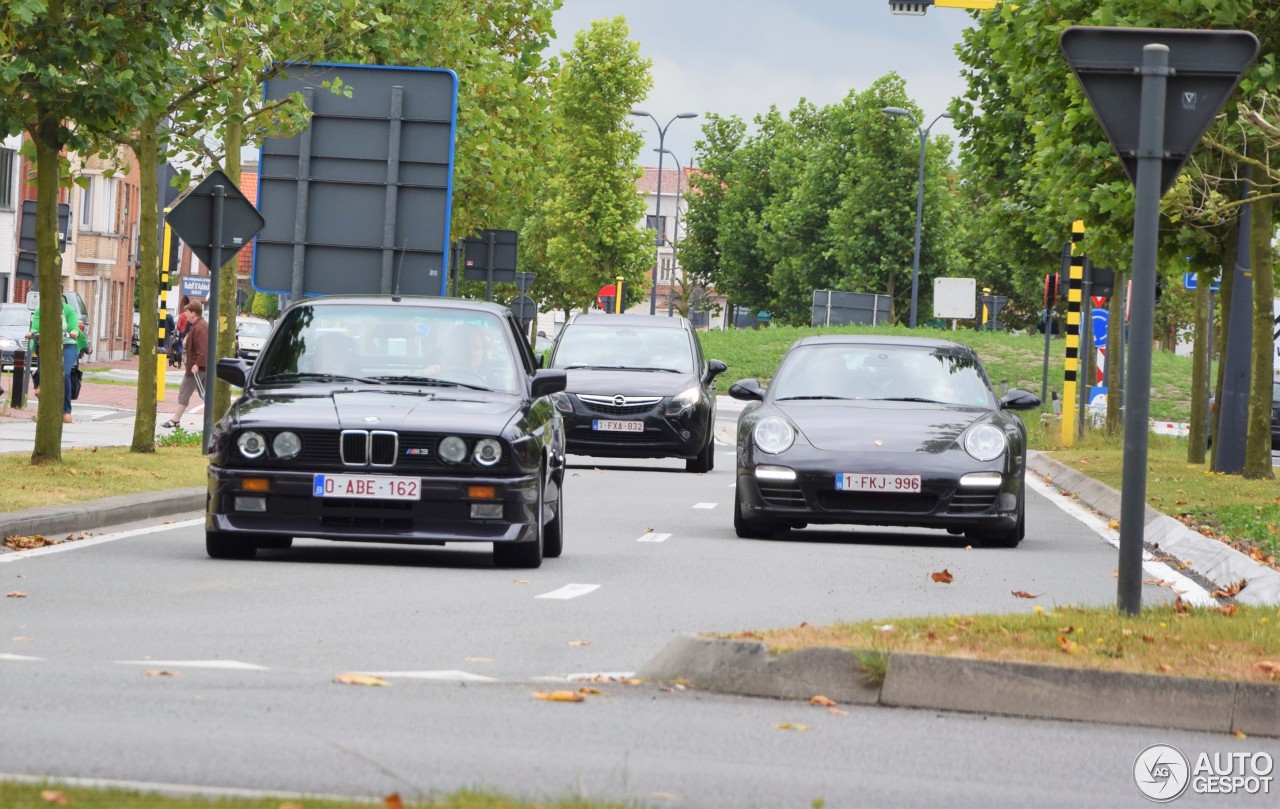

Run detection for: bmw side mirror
[[728, 378, 765, 401], [216, 357, 250, 388], [531, 369, 567, 399]]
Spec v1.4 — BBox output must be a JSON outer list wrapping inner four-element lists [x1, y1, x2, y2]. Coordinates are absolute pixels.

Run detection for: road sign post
[[1062, 26, 1258, 615]]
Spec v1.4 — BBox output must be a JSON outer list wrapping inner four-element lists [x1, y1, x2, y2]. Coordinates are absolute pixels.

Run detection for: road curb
[[1028, 451, 1280, 605], [637, 634, 1280, 737], [0, 488, 204, 546]]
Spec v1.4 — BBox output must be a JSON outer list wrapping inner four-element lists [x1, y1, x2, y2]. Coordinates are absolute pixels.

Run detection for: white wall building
[[0, 134, 21, 303]]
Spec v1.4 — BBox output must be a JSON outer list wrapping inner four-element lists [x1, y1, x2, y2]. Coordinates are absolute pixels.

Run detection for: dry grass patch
[[740, 603, 1280, 683], [0, 445, 206, 512]]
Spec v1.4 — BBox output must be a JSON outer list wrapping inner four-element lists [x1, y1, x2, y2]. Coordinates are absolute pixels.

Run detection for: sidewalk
[[0, 356, 204, 453]]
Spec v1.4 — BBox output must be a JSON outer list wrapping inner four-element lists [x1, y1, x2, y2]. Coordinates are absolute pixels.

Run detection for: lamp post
[[656, 147, 684, 316], [882, 106, 950, 329], [631, 109, 697, 314]]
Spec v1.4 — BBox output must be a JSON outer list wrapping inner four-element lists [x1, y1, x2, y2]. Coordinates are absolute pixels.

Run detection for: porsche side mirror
[[729, 378, 765, 401]]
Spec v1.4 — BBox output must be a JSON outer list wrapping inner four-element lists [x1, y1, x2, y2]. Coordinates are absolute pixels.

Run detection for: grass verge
[[736, 602, 1280, 683], [0, 443, 206, 514], [0, 784, 631, 809]]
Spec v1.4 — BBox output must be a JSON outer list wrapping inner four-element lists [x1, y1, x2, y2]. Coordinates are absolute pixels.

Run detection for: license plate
[[592, 420, 644, 432], [313, 474, 421, 501], [836, 473, 922, 493]]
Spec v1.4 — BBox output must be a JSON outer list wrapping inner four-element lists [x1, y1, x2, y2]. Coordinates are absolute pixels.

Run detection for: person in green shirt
[[26, 297, 83, 423]]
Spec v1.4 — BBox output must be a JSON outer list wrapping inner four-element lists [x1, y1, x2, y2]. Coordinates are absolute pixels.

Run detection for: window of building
[[0, 148, 15, 209], [660, 257, 674, 282], [78, 174, 120, 233], [80, 179, 94, 228], [645, 215, 667, 238]]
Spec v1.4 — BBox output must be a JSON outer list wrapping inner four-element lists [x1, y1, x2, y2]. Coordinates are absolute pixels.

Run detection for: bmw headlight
[[664, 386, 701, 416], [439, 435, 467, 464], [237, 431, 267, 459], [550, 391, 573, 413], [753, 417, 795, 454], [272, 431, 302, 460], [964, 423, 1007, 462], [473, 438, 502, 466], [0, 336, 17, 350]]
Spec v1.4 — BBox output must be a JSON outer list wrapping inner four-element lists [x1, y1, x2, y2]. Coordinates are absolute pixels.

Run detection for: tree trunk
[[31, 125, 66, 464], [1244, 193, 1274, 479], [1210, 218, 1238, 470], [130, 119, 161, 452]]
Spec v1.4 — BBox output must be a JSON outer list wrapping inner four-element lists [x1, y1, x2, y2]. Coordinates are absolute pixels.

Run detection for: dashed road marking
[[0, 653, 44, 662], [693, 502, 717, 509], [637, 532, 671, 543], [115, 659, 270, 671], [535, 583, 600, 600], [359, 670, 497, 682]]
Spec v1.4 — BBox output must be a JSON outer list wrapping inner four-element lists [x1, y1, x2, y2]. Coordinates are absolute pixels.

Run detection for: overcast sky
[[550, 0, 977, 169]]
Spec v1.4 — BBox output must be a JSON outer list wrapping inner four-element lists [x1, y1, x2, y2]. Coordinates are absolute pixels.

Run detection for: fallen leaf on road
[[809, 695, 837, 707], [334, 673, 388, 687], [1210, 579, 1248, 599], [11, 636, 31, 641], [1234, 730, 1248, 739], [577, 686, 602, 696], [384, 793, 404, 809], [1143, 578, 1175, 587], [464, 657, 495, 663], [534, 690, 585, 702], [39, 790, 67, 806], [513, 579, 530, 584], [142, 669, 178, 677], [568, 640, 591, 646], [828, 707, 848, 716], [1011, 590, 1039, 599], [776, 723, 811, 731], [6, 591, 28, 598], [930, 569, 954, 584]]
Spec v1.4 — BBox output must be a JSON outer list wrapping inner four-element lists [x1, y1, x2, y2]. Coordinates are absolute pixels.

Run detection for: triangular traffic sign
[[1060, 27, 1258, 197]]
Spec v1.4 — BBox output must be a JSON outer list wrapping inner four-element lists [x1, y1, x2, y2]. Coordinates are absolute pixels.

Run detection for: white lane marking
[[637, 532, 671, 543], [114, 659, 270, 671], [0, 518, 203, 563], [0, 653, 44, 662], [0, 773, 358, 803], [535, 583, 600, 600], [692, 502, 717, 509], [529, 671, 639, 683], [360, 670, 497, 682], [1026, 475, 1215, 606]]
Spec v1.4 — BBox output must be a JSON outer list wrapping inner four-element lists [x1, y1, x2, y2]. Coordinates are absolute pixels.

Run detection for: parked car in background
[[0, 303, 30, 372], [206, 296, 568, 568], [729, 335, 1041, 546], [234, 315, 272, 362], [547, 313, 727, 473]]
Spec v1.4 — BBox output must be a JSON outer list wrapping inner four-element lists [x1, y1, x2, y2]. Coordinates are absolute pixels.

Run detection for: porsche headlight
[[753, 417, 795, 454], [272, 431, 302, 460], [664, 386, 701, 416], [473, 438, 502, 466], [439, 435, 467, 464], [964, 423, 1006, 462], [237, 431, 267, 459]]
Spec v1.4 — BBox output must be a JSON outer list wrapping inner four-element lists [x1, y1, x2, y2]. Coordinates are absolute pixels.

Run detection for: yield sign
[[165, 169, 265, 269], [1060, 27, 1259, 197]]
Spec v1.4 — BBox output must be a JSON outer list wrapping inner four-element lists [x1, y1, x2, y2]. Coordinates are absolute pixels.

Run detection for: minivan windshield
[[0, 305, 29, 328], [551, 324, 694, 374]]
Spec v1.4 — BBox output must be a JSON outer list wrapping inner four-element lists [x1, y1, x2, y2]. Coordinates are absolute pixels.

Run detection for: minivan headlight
[[665, 386, 701, 415]]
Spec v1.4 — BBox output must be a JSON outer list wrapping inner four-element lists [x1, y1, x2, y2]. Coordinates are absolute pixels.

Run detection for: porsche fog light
[[960, 472, 1004, 489], [664, 386, 701, 416], [439, 435, 467, 464], [272, 431, 302, 459], [754, 465, 797, 482], [753, 417, 795, 454], [237, 431, 267, 459], [473, 438, 502, 466], [964, 424, 1006, 462]]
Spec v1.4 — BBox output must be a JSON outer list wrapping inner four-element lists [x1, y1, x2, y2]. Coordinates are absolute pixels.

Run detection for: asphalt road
[[2, 434, 1275, 808]]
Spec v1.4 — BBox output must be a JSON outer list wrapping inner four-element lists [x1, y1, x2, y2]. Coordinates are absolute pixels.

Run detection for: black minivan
[[548, 313, 727, 472]]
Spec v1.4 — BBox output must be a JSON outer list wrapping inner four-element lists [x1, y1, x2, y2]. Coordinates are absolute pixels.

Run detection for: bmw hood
[[564, 368, 698, 397], [776, 400, 991, 453], [231, 390, 518, 433]]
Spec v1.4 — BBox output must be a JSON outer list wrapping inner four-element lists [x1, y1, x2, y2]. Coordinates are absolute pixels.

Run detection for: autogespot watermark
[[1133, 744, 1274, 802]]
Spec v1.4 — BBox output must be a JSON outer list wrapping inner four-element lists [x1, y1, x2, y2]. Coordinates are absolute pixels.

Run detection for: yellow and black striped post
[[1060, 220, 1085, 446], [157, 218, 174, 401], [615, 276, 624, 314]]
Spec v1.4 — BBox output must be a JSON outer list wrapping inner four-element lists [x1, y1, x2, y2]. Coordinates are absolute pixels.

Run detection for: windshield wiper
[[258, 371, 383, 385], [880, 396, 947, 404], [375, 375, 491, 391], [776, 395, 850, 401]]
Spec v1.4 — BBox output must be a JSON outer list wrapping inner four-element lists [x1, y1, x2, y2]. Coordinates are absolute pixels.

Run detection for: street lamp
[[631, 109, 697, 315], [882, 106, 951, 329], [656, 147, 685, 316]]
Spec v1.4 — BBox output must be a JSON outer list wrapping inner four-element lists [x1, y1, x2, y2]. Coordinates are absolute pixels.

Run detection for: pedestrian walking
[[26, 294, 83, 423], [162, 300, 208, 430]]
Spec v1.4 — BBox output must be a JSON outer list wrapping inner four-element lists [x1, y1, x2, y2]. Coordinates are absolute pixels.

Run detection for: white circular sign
[[1134, 744, 1190, 802]]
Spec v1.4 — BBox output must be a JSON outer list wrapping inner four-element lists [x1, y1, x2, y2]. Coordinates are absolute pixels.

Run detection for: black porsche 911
[[730, 335, 1041, 547], [205, 296, 568, 568]]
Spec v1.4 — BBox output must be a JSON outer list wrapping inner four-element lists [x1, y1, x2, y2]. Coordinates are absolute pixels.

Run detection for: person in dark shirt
[[161, 300, 208, 429]]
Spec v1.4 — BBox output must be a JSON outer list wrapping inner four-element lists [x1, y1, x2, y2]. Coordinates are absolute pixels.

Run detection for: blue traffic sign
[[1092, 308, 1109, 349], [1183, 271, 1220, 292]]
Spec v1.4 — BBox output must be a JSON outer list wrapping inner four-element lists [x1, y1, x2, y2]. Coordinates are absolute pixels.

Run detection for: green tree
[[522, 17, 652, 318], [0, 0, 201, 463]]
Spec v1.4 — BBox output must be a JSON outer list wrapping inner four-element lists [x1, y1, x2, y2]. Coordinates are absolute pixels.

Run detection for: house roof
[[636, 166, 695, 195]]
